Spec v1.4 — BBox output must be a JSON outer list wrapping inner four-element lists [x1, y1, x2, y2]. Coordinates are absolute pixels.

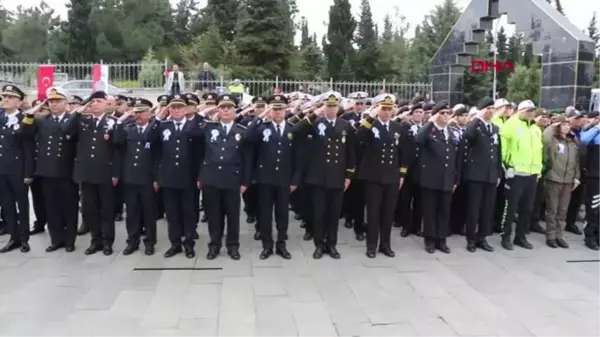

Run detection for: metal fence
[[0, 62, 432, 99]]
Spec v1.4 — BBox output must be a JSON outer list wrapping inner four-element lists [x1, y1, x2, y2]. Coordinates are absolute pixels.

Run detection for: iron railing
[[0, 62, 432, 99]]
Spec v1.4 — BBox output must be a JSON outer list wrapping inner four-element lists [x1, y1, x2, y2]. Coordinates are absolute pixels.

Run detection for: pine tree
[[173, 0, 197, 46], [203, 0, 240, 42], [588, 12, 599, 46], [554, 0, 565, 16], [300, 17, 310, 49], [355, 0, 380, 80], [323, 0, 355, 79], [495, 26, 509, 97], [381, 14, 393, 44], [301, 34, 323, 80], [64, 0, 94, 61], [507, 33, 522, 65]]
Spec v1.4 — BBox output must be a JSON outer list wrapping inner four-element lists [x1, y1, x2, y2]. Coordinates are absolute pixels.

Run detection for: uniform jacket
[[197, 121, 251, 189], [415, 121, 461, 192], [291, 114, 356, 189], [0, 111, 34, 178], [245, 118, 297, 187], [64, 113, 121, 184], [112, 122, 158, 185], [460, 117, 503, 184], [543, 127, 580, 184], [21, 112, 76, 178], [356, 116, 403, 184], [147, 118, 200, 189], [398, 120, 423, 181]]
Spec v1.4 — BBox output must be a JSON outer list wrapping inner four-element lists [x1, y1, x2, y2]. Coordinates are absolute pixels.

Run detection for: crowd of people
[[0, 83, 598, 261]]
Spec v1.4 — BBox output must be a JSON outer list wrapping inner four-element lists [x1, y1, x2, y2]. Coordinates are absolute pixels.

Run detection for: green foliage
[[506, 63, 541, 104], [323, 0, 355, 79], [354, 0, 380, 81], [463, 44, 492, 105], [554, 0, 565, 16], [138, 48, 163, 87]]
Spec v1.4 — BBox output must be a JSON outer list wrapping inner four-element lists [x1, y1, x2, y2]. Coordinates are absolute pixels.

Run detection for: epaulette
[[205, 120, 218, 123], [236, 124, 247, 130], [161, 119, 174, 124]]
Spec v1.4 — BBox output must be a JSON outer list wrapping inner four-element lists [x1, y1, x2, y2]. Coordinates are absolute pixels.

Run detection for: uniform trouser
[[531, 178, 546, 224], [114, 182, 124, 216], [583, 177, 599, 241], [421, 187, 452, 240], [243, 184, 259, 231], [465, 181, 496, 243], [449, 185, 467, 234], [289, 188, 301, 214], [365, 182, 397, 251], [343, 179, 366, 234], [501, 175, 537, 240], [397, 178, 422, 233], [258, 184, 289, 250], [204, 185, 240, 250], [156, 189, 165, 219], [296, 185, 313, 234], [81, 182, 115, 247], [544, 180, 573, 240], [125, 184, 157, 246], [43, 177, 78, 247], [163, 187, 196, 247], [494, 177, 507, 230], [194, 188, 201, 224], [566, 182, 584, 228], [312, 186, 344, 248], [31, 177, 47, 228], [0, 174, 30, 243]]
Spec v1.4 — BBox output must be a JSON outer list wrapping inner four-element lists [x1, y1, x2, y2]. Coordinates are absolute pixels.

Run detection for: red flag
[[37, 65, 55, 100]]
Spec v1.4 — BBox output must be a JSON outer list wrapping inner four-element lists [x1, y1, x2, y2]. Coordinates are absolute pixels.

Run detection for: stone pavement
[[0, 216, 598, 336]]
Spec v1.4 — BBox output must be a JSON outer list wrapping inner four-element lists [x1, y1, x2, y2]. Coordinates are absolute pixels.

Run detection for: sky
[[5, 0, 598, 41]]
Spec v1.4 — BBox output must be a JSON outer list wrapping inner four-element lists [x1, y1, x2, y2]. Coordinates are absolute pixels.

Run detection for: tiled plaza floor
[[0, 215, 598, 336]]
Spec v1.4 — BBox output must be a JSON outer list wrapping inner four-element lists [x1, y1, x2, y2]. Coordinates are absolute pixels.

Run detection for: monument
[[429, 0, 596, 110]]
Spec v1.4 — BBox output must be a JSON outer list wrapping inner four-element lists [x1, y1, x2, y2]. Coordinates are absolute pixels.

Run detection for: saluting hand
[[153, 181, 159, 192], [240, 185, 248, 194], [368, 106, 379, 119], [344, 179, 351, 192], [24, 178, 33, 185], [289, 185, 297, 193], [112, 177, 119, 187]]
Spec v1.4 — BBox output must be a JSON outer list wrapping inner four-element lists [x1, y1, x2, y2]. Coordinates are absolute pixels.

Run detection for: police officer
[[340, 92, 367, 240], [67, 95, 83, 113], [292, 92, 356, 259], [461, 97, 501, 252], [153, 94, 168, 220], [0, 85, 34, 253], [113, 98, 157, 255], [416, 101, 460, 254], [449, 104, 469, 236], [185, 92, 204, 229], [398, 100, 425, 237], [356, 94, 403, 258], [21, 87, 78, 252], [246, 95, 295, 260], [198, 94, 250, 261], [66, 91, 119, 256], [199, 92, 219, 223], [150, 94, 199, 258], [238, 96, 266, 238]]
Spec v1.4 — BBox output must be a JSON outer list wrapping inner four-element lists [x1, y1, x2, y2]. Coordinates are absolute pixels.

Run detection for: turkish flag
[[37, 65, 55, 100]]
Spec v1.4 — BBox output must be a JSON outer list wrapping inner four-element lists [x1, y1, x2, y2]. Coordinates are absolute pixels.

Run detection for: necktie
[[223, 124, 228, 135], [94, 118, 99, 127], [329, 120, 334, 128], [138, 126, 143, 134], [488, 124, 492, 133], [53, 116, 59, 123], [384, 123, 389, 132], [175, 123, 181, 131], [276, 124, 281, 136]]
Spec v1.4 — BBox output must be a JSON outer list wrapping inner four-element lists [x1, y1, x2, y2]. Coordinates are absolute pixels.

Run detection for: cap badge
[[327, 95, 337, 103], [224, 95, 229, 100], [136, 100, 142, 105], [383, 96, 392, 104], [275, 96, 280, 100], [174, 95, 180, 99], [6, 86, 12, 91]]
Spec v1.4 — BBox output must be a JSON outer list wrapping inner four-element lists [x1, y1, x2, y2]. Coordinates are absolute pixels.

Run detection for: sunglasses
[[438, 110, 450, 115]]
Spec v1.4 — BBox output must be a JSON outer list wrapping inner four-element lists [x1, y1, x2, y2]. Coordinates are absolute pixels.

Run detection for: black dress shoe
[[246, 216, 256, 224], [415, 230, 423, 237], [565, 224, 582, 235], [115, 213, 124, 222], [300, 222, 306, 228], [200, 214, 208, 222], [228, 248, 241, 260], [378, 247, 395, 258], [0, 240, 20, 253], [585, 239, 600, 251], [344, 220, 353, 229], [435, 242, 451, 254], [253, 232, 261, 241], [276, 247, 291, 259], [425, 242, 435, 254], [46, 243, 65, 253], [65, 246, 75, 253], [294, 213, 302, 221], [145, 245, 155, 255], [501, 237, 514, 250], [84, 244, 102, 255], [122, 245, 138, 256], [327, 246, 340, 259], [466, 242, 476, 252], [206, 248, 219, 260], [530, 222, 546, 234], [103, 246, 113, 256], [366, 249, 376, 258], [393, 222, 402, 228], [303, 232, 313, 241], [260, 248, 273, 260], [193, 231, 199, 240], [514, 237, 533, 249], [546, 239, 557, 248], [20, 243, 30, 253], [312, 246, 324, 259], [30, 226, 45, 235], [164, 245, 182, 258], [476, 240, 494, 252], [355, 233, 365, 241], [555, 238, 569, 249], [77, 225, 89, 236], [184, 245, 195, 259], [400, 229, 410, 237]]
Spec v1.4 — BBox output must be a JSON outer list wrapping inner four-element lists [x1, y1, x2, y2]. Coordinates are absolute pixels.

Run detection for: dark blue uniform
[[397, 119, 423, 236]]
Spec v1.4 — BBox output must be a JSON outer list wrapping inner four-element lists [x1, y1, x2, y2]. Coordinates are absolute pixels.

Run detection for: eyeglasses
[[438, 110, 450, 115]]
